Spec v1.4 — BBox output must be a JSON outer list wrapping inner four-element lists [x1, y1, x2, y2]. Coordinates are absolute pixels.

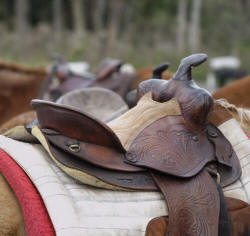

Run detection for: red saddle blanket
[[0, 148, 55, 236]]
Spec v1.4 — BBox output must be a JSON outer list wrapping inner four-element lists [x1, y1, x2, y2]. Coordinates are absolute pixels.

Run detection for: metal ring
[[192, 135, 199, 141], [69, 144, 81, 153]]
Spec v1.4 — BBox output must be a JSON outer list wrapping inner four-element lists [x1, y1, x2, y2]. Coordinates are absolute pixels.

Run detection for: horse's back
[[0, 173, 26, 236], [213, 76, 250, 108]]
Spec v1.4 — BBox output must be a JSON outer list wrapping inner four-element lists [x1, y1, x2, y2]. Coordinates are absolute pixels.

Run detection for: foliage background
[[0, 0, 249, 79]]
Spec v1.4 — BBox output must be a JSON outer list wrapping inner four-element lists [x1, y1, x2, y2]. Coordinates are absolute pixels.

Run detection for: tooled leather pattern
[[152, 169, 220, 236], [126, 115, 215, 178]]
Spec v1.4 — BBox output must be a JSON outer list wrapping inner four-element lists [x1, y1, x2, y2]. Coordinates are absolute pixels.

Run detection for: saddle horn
[[155, 53, 213, 130], [126, 62, 170, 108], [173, 53, 207, 81], [152, 63, 169, 79]]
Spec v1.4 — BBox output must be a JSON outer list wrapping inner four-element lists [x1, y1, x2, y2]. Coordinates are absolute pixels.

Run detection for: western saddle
[[38, 57, 137, 101], [31, 54, 241, 235]]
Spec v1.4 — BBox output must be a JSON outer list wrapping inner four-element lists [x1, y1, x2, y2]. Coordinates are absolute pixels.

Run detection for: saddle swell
[[31, 54, 243, 236]]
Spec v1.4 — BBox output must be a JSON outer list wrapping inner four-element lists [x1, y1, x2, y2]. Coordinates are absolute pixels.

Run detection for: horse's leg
[[0, 173, 26, 236], [226, 197, 250, 236], [145, 198, 250, 236], [145, 216, 168, 236]]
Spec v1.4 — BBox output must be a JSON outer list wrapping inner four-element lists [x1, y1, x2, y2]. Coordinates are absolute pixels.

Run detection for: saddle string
[[216, 182, 232, 236], [215, 99, 250, 136]]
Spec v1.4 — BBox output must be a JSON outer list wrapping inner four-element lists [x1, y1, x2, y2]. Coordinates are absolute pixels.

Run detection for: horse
[[133, 66, 173, 89], [1, 93, 250, 236], [0, 60, 46, 126], [0, 54, 249, 235], [0, 111, 36, 134], [213, 76, 250, 108]]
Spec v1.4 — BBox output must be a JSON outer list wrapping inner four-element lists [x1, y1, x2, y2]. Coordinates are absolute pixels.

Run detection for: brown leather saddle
[[38, 57, 138, 101], [31, 54, 241, 235]]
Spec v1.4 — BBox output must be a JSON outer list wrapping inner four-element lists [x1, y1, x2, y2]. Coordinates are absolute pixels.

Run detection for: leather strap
[[42, 129, 144, 172], [45, 138, 157, 190], [151, 169, 220, 236]]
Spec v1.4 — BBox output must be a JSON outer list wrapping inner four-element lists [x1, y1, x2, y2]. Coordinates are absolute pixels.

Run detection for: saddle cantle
[[31, 54, 242, 236], [56, 87, 129, 123]]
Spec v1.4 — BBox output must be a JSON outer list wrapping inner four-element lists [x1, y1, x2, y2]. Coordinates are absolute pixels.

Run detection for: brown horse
[[213, 76, 250, 108], [133, 66, 173, 89], [0, 111, 36, 134], [0, 99, 250, 236], [0, 60, 46, 126], [0, 174, 26, 235]]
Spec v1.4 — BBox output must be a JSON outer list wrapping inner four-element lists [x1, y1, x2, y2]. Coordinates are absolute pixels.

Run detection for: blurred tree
[[189, 0, 202, 52], [177, 0, 187, 54], [0, 0, 249, 70], [53, 0, 64, 36], [93, 0, 106, 31], [84, 0, 95, 31], [15, 0, 29, 35], [106, 0, 123, 50], [29, 0, 52, 27], [72, 0, 85, 34], [0, 0, 14, 29]]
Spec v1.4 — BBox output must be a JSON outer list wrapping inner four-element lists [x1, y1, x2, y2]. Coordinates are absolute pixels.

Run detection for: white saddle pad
[[0, 136, 167, 236], [0, 118, 249, 236]]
